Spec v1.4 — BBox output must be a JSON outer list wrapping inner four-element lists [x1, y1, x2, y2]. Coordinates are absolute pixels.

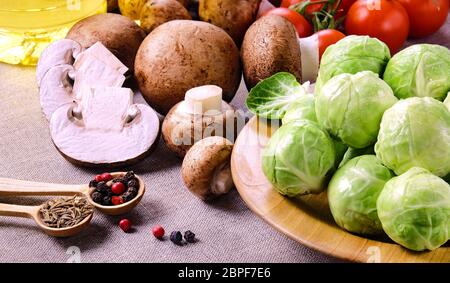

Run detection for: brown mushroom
[[162, 85, 237, 158], [134, 20, 241, 114], [241, 14, 302, 90], [139, 0, 191, 34], [66, 13, 146, 72], [182, 136, 234, 201], [198, 0, 261, 46], [107, 0, 119, 11]]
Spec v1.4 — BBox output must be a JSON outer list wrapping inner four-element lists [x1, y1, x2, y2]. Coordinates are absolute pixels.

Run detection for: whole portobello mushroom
[[134, 20, 241, 114]]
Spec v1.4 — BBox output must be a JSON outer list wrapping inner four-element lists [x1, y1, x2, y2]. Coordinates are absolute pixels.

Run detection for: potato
[[119, 0, 147, 20], [135, 20, 241, 114], [66, 13, 146, 72], [140, 0, 191, 34], [199, 0, 261, 45]]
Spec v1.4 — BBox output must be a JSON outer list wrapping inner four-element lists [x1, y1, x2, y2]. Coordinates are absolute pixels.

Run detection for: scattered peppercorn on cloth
[[0, 17, 449, 263]]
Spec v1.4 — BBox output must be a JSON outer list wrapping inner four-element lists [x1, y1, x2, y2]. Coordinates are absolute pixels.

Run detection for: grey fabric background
[[0, 15, 448, 263]]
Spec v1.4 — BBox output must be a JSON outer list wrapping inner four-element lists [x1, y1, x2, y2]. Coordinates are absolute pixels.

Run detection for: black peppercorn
[[170, 231, 183, 245], [121, 192, 133, 202], [102, 196, 112, 206], [123, 171, 135, 182], [127, 178, 139, 189], [184, 230, 196, 243], [127, 186, 138, 196], [89, 180, 98, 188], [91, 191, 103, 203], [112, 177, 125, 184], [96, 181, 109, 194]]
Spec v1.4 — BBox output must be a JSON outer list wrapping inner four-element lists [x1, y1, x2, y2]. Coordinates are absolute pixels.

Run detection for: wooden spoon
[[0, 202, 93, 237], [0, 172, 145, 216]]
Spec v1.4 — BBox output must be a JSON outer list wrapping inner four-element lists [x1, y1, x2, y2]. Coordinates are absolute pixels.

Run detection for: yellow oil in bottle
[[0, 0, 107, 65]]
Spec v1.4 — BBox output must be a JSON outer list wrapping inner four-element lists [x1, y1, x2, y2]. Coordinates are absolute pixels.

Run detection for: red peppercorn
[[111, 196, 124, 205], [119, 219, 132, 232], [95, 174, 103, 182], [152, 225, 165, 239], [100, 173, 113, 182], [111, 182, 126, 195]]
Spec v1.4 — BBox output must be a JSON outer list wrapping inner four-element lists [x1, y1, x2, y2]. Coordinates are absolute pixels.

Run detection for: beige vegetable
[[241, 14, 302, 90], [135, 20, 241, 114], [140, 0, 191, 34], [182, 136, 234, 201], [162, 85, 237, 157], [66, 13, 146, 72], [199, 0, 260, 46]]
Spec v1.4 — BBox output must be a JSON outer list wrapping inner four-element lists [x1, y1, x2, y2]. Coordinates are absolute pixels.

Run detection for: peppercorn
[[170, 231, 183, 245], [127, 186, 138, 196], [119, 219, 132, 232], [89, 180, 98, 188], [121, 192, 133, 202], [184, 230, 196, 243], [102, 196, 112, 206], [152, 225, 165, 239], [96, 181, 109, 194], [112, 177, 125, 184], [111, 196, 124, 205], [91, 191, 103, 203], [111, 182, 126, 195], [123, 171, 135, 182], [127, 178, 139, 189], [100, 173, 113, 182]]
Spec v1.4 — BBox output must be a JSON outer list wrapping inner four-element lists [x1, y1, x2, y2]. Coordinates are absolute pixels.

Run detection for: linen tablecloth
[[0, 15, 448, 263]]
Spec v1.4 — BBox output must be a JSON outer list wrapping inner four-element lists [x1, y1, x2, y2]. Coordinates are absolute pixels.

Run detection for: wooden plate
[[231, 116, 450, 263]]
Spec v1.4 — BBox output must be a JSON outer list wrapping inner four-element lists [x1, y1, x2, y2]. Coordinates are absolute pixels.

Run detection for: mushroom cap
[[66, 13, 146, 72], [162, 101, 236, 157], [198, 0, 261, 46], [36, 39, 82, 86], [50, 103, 160, 168], [140, 0, 192, 34], [39, 64, 75, 120], [134, 20, 241, 114], [182, 136, 234, 200], [241, 14, 302, 90]]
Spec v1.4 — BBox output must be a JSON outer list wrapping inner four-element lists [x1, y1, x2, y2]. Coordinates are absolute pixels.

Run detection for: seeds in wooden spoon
[[39, 196, 93, 229]]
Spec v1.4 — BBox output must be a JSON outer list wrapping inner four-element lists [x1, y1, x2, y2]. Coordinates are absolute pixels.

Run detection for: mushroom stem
[[211, 162, 234, 195], [298, 35, 320, 83], [124, 105, 141, 124]]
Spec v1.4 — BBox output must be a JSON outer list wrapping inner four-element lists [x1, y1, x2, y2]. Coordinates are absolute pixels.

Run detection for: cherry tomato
[[345, 0, 409, 53], [316, 29, 346, 59], [265, 7, 313, 37], [396, 0, 449, 38]]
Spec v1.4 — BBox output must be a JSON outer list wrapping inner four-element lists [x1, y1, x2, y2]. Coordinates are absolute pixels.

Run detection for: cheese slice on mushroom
[[74, 42, 128, 75], [72, 54, 126, 98]]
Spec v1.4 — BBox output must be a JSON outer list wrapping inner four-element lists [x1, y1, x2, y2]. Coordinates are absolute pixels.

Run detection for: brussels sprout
[[444, 93, 450, 111], [316, 35, 391, 91], [338, 146, 374, 168], [282, 94, 317, 124], [383, 44, 450, 101], [377, 167, 450, 251], [316, 71, 398, 149], [246, 72, 308, 119], [375, 97, 450, 177], [262, 120, 336, 197], [328, 155, 393, 235]]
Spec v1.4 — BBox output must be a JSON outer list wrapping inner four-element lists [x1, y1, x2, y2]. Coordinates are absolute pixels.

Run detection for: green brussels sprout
[[316, 71, 398, 149], [328, 155, 393, 235], [282, 94, 317, 124], [377, 167, 450, 251], [338, 146, 374, 168], [375, 97, 450, 177], [316, 35, 391, 91], [444, 93, 450, 111], [262, 120, 336, 197], [383, 44, 450, 101]]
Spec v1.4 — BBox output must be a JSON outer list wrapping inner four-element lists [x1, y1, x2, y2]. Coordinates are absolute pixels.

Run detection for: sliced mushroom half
[[50, 87, 160, 168]]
